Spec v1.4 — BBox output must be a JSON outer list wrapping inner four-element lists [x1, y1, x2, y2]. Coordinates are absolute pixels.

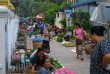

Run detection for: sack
[[11, 53, 20, 66], [84, 43, 93, 54], [83, 30, 90, 40], [76, 39, 83, 45]]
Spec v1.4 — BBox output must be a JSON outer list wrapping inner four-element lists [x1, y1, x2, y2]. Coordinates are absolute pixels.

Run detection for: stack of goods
[[16, 36, 26, 49], [20, 24, 27, 30], [49, 57, 63, 69], [61, 42, 75, 47], [16, 24, 27, 49], [19, 24, 27, 36]]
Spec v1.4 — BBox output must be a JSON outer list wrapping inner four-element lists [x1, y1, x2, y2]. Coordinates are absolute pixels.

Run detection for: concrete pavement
[[48, 40, 90, 74]]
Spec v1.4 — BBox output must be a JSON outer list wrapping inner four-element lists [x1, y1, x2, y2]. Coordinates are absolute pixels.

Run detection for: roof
[[55, 6, 72, 12], [70, 0, 102, 8]]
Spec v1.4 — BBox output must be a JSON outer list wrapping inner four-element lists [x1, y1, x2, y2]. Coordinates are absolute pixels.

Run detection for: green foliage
[[30, 49, 36, 53], [71, 9, 90, 30], [57, 37, 63, 42], [34, 30, 38, 35], [71, 37, 75, 40], [59, 18, 66, 27], [43, 4, 60, 24], [49, 57, 63, 69], [68, 24, 75, 32], [17, 0, 68, 17], [61, 0, 69, 8]]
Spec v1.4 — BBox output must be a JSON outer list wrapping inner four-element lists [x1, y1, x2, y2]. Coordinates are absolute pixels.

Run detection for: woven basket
[[20, 25, 27, 30], [84, 43, 93, 54], [19, 29, 26, 36], [33, 41, 43, 49], [25, 66, 41, 74]]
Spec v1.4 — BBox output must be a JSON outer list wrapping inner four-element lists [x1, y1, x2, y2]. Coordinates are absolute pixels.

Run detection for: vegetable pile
[[49, 57, 63, 69], [56, 37, 63, 42], [62, 43, 75, 47]]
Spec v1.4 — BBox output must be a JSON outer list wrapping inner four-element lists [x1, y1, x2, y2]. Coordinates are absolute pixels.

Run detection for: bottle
[[21, 54, 25, 63]]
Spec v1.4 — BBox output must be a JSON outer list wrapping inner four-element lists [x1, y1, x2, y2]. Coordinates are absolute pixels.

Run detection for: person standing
[[40, 23, 45, 36], [90, 26, 110, 74], [43, 24, 51, 53], [73, 23, 84, 60]]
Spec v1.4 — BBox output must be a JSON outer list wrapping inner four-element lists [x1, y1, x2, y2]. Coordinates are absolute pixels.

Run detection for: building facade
[[70, 0, 110, 40]]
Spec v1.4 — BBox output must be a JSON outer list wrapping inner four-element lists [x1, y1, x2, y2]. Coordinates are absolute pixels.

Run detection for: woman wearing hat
[[43, 24, 51, 53]]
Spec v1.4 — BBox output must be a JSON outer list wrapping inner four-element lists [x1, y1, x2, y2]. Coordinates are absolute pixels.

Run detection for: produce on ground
[[56, 37, 63, 42], [49, 57, 63, 69], [62, 42, 75, 47]]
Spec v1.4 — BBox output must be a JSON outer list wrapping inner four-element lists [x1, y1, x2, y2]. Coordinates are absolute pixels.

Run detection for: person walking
[[73, 23, 84, 60], [90, 26, 110, 74], [43, 24, 51, 53]]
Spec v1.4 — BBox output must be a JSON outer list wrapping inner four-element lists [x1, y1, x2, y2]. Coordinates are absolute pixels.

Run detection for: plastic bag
[[33, 38, 43, 42], [11, 52, 20, 66]]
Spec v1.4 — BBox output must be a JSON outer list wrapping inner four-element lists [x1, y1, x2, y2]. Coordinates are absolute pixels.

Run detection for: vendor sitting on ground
[[64, 29, 72, 41], [38, 57, 55, 74], [31, 47, 55, 71], [66, 29, 72, 37], [31, 47, 46, 71]]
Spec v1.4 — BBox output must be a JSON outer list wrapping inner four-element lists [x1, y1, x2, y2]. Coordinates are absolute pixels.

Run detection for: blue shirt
[[41, 24, 44, 30], [90, 38, 110, 74], [38, 67, 51, 74]]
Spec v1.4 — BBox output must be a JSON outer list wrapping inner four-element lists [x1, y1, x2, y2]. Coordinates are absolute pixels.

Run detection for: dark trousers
[[43, 40, 50, 52]]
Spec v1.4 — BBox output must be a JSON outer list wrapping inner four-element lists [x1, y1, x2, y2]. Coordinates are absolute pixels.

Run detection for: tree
[[43, 4, 60, 24]]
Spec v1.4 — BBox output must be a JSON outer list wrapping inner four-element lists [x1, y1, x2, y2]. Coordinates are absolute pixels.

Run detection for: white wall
[[55, 12, 65, 28], [0, 6, 19, 74]]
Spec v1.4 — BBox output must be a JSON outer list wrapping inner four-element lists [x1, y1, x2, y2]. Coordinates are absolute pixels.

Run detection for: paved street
[[48, 40, 90, 74]]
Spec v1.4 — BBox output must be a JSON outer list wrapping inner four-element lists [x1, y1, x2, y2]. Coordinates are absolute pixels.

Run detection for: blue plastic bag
[[33, 38, 43, 42]]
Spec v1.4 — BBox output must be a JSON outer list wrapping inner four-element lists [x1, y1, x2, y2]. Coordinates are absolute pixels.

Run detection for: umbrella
[[36, 16, 43, 19]]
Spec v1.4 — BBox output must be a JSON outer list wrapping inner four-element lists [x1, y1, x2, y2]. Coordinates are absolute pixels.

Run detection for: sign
[[65, 10, 72, 15]]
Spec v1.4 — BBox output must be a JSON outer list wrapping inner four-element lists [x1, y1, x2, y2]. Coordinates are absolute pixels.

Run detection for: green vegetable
[[34, 30, 38, 35], [30, 49, 36, 53], [49, 57, 63, 69], [62, 43, 75, 47], [57, 37, 63, 42]]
